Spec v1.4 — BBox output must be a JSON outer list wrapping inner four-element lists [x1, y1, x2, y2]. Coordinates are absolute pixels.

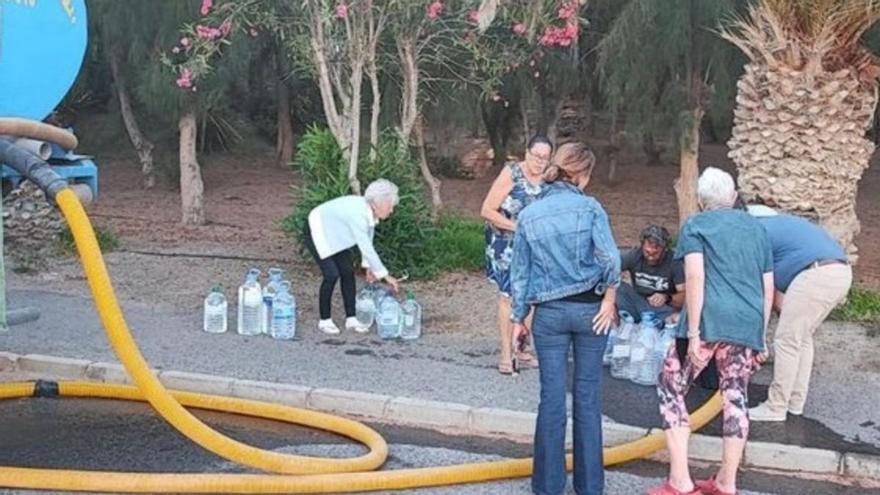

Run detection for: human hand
[[687, 337, 709, 367], [592, 299, 616, 335], [755, 350, 769, 365], [385, 275, 400, 294], [365, 270, 378, 283], [648, 293, 668, 307]]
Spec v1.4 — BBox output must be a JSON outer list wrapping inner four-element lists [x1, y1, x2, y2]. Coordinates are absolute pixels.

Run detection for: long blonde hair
[[543, 142, 596, 185]]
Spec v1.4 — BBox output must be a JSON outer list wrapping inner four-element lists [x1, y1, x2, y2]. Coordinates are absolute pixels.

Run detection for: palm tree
[[723, 0, 880, 260]]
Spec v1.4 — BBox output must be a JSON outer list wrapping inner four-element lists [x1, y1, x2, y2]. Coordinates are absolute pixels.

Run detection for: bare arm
[[763, 272, 775, 340], [684, 253, 705, 340], [480, 167, 516, 231], [670, 283, 685, 309]]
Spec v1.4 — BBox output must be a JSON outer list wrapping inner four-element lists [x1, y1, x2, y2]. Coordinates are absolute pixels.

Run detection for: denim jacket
[[510, 182, 621, 323]]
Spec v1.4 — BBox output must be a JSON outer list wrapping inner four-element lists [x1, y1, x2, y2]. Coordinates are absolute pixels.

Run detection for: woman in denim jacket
[[510, 142, 620, 495]]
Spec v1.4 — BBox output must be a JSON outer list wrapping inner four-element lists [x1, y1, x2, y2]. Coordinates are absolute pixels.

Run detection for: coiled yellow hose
[[0, 187, 722, 493]]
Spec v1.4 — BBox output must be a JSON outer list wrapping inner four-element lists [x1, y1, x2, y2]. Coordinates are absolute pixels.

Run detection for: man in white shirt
[[304, 179, 401, 335]]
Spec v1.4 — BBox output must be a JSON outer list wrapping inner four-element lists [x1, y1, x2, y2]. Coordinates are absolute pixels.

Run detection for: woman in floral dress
[[480, 135, 552, 374]]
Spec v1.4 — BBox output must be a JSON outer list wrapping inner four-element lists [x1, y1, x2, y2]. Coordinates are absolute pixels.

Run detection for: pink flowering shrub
[[200, 0, 213, 16], [335, 3, 348, 19], [426, 1, 443, 20]]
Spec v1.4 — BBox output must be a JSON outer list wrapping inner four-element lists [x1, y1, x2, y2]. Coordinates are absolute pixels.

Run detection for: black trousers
[[303, 225, 356, 320]]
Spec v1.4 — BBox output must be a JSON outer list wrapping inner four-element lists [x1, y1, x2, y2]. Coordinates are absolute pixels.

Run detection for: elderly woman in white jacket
[[304, 179, 401, 335]]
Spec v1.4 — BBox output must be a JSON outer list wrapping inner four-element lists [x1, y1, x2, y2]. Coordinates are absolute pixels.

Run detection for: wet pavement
[[0, 397, 874, 495], [2, 288, 879, 462]]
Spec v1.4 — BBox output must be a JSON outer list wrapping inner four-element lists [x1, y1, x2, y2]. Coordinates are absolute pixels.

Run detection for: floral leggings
[[657, 341, 757, 439]]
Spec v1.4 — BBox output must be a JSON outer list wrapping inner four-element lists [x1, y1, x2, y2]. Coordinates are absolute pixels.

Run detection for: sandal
[[695, 476, 735, 495], [645, 481, 703, 495]]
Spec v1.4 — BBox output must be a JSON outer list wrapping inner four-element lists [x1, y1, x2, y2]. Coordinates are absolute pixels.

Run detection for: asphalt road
[[0, 397, 873, 495]]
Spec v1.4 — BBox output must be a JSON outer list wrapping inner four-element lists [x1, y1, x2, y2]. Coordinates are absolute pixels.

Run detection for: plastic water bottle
[[261, 267, 284, 334], [202, 285, 228, 334], [631, 312, 660, 385], [400, 290, 421, 340], [610, 311, 635, 379], [269, 281, 296, 340], [356, 283, 377, 329], [237, 268, 262, 336], [603, 324, 619, 366], [377, 294, 401, 339]]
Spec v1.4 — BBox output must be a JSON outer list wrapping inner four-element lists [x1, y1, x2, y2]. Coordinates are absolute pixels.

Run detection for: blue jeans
[[531, 300, 607, 495]]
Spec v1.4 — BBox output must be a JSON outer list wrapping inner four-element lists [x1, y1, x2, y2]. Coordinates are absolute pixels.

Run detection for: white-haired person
[[647, 167, 774, 495], [304, 179, 401, 335]]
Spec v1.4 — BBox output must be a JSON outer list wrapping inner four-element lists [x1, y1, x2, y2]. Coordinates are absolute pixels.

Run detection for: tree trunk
[[367, 55, 381, 161], [179, 111, 206, 225], [642, 131, 662, 165], [415, 116, 442, 217], [347, 60, 365, 194], [397, 36, 419, 147], [109, 51, 155, 189], [675, 107, 703, 225], [607, 109, 620, 185], [275, 50, 295, 166]]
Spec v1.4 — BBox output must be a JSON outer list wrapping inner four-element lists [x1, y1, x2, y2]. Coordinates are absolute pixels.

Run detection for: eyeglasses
[[527, 151, 551, 164]]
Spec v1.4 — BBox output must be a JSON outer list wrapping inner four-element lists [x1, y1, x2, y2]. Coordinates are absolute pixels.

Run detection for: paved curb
[[4, 352, 879, 481]]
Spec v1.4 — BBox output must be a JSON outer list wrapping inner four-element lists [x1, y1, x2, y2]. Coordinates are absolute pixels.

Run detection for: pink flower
[[557, 1, 577, 20], [512, 23, 526, 35], [200, 0, 213, 16], [426, 1, 443, 20], [468, 9, 479, 24], [196, 24, 223, 40], [335, 3, 348, 19], [172, 46, 181, 54], [219, 19, 233, 37], [180, 37, 191, 47], [176, 68, 193, 89]]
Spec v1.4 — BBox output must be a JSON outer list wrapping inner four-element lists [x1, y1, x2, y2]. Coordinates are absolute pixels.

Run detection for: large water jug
[[355, 283, 377, 329], [653, 321, 678, 378], [610, 311, 635, 379], [270, 281, 296, 340], [400, 290, 421, 340], [603, 322, 620, 366], [377, 295, 402, 339], [631, 312, 660, 385], [261, 267, 284, 334], [203, 285, 228, 334], [237, 268, 263, 336]]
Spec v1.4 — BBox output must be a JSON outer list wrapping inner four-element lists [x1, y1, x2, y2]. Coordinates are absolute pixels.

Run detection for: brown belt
[[808, 259, 848, 270]]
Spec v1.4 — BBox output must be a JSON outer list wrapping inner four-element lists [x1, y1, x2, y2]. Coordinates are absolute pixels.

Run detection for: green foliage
[[57, 225, 121, 255], [283, 127, 484, 279], [830, 288, 880, 328]]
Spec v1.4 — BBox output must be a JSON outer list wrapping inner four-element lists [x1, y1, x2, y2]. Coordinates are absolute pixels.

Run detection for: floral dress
[[485, 162, 544, 296]]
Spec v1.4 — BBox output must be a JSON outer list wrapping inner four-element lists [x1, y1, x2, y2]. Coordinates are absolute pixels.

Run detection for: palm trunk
[[179, 110, 206, 225], [675, 107, 703, 225], [109, 52, 155, 189], [275, 51, 295, 166]]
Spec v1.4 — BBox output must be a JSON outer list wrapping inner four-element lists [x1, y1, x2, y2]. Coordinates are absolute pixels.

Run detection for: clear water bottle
[[603, 324, 619, 366], [400, 289, 421, 340], [631, 312, 660, 385], [270, 281, 296, 340], [377, 294, 401, 339], [373, 284, 392, 309], [202, 285, 228, 334], [261, 267, 284, 334], [237, 268, 263, 336], [610, 311, 635, 379], [355, 283, 377, 329]]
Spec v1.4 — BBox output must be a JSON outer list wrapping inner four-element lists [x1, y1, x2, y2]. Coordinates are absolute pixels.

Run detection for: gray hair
[[698, 167, 737, 210], [364, 179, 400, 207]]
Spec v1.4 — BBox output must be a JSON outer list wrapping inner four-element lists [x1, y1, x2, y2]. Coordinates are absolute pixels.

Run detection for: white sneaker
[[345, 317, 370, 334], [749, 402, 787, 422], [317, 319, 341, 335], [788, 405, 804, 416]]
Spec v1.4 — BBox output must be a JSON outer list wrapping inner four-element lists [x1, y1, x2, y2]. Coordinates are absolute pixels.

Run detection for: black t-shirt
[[620, 247, 685, 298]]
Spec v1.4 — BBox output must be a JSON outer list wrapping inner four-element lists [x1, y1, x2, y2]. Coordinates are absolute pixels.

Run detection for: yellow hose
[[0, 187, 723, 492]]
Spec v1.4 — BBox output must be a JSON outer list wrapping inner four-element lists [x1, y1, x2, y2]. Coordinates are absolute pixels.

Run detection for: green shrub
[[58, 225, 121, 255], [830, 287, 880, 331], [429, 214, 485, 273], [284, 127, 484, 279]]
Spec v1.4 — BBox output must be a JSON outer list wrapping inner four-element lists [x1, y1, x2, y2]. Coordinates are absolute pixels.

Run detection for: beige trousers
[[766, 263, 852, 413]]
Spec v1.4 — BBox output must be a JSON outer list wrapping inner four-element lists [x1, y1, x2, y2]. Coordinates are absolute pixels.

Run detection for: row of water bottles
[[202, 267, 296, 340], [603, 310, 676, 386], [355, 283, 421, 340]]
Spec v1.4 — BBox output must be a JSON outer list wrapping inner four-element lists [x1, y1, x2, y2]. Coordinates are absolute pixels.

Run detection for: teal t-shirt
[[674, 209, 773, 351]]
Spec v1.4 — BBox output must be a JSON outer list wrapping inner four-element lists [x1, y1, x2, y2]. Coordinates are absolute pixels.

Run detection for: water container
[[237, 268, 263, 336], [261, 267, 285, 334], [373, 284, 393, 308], [376, 294, 402, 339], [270, 281, 296, 340], [631, 313, 660, 386], [610, 311, 635, 379], [355, 283, 377, 329], [400, 290, 421, 340], [603, 324, 620, 366], [203, 285, 228, 334], [653, 321, 677, 378]]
